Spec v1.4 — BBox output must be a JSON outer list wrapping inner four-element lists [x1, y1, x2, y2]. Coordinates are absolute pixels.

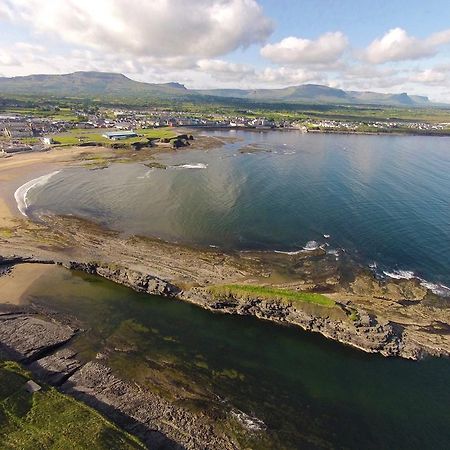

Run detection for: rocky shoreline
[[2, 255, 448, 361], [53, 259, 450, 360], [0, 140, 449, 448], [0, 304, 239, 449]]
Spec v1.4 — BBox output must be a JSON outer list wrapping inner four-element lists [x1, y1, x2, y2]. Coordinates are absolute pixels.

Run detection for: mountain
[[0, 71, 188, 99], [201, 85, 431, 106], [0, 71, 432, 107]]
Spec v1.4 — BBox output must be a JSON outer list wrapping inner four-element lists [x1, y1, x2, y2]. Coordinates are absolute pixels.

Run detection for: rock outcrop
[[181, 289, 433, 360], [64, 261, 181, 297], [63, 361, 236, 450], [0, 310, 75, 362], [0, 307, 238, 450]]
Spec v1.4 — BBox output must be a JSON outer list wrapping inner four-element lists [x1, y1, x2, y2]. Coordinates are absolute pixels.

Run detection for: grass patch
[[51, 127, 176, 147], [0, 228, 14, 239], [209, 284, 335, 307], [0, 361, 145, 449], [347, 309, 360, 322]]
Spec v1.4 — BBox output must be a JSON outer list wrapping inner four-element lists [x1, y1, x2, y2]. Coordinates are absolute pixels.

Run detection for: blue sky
[[1, 0, 450, 101]]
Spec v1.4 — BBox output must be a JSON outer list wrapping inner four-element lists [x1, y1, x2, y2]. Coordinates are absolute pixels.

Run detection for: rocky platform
[[1, 254, 449, 361], [0, 306, 238, 449]]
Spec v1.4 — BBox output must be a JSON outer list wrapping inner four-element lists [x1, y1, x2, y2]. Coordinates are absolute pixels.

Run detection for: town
[[1, 105, 450, 154]]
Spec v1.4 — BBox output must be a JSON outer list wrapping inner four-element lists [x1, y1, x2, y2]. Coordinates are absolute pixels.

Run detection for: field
[[1, 106, 79, 122], [209, 284, 335, 307], [51, 127, 176, 146], [0, 361, 145, 449]]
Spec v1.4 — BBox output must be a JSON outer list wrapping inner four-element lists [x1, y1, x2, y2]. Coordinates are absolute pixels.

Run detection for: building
[[115, 121, 134, 130], [102, 130, 138, 140], [3, 121, 34, 138], [42, 137, 54, 145]]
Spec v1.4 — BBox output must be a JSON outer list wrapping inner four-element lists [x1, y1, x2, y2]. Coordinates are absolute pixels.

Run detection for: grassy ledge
[[0, 361, 145, 450], [209, 284, 335, 307]]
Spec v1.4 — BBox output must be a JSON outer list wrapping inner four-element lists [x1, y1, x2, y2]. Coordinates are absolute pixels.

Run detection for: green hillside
[[0, 71, 434, 107]]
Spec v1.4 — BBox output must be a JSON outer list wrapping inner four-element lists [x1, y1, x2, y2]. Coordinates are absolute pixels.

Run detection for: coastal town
[[1, 105, 450, 154]]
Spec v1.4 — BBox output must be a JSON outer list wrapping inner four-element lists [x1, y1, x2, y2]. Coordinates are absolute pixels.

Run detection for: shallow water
[[23, 267, 450, 449], [25, 130, 450, 288]]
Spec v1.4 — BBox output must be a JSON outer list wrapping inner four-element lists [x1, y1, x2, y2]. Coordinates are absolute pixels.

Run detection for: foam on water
[[303, 240, 320, 251], [230, 409, 266, 431], [383, 270, 415, 280], [420, 281, 450, 297], [274, 249, 303, 255], [383, 269, 450, 297], [173, 163, 207, 169], [14, 171, 61, 217], [274, 240, 323, 255]]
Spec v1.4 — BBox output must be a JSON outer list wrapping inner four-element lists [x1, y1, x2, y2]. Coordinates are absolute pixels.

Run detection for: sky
[[1, 0, 450, 101]]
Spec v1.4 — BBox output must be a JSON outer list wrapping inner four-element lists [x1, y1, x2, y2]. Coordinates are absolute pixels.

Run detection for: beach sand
[[0, 146, 107, 227], [0, 263, 58, 304]]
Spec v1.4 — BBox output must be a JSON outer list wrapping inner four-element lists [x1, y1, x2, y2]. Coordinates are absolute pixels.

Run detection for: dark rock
[[28, 348, 82, 385], [65, 261, 181, 297], [182, 289, 427, 360], [62, 361, 237, 449], [0, 312, 75, 362]]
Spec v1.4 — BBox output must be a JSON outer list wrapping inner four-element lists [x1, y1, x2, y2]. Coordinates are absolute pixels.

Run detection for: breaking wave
[[230, 409, 266, 431], [14, 171, 61, 217], [383, 270, 415, 280], [173, 163, 207, 169], [382, 269, 450, 297], [274, 240, 324, 255], [303, 240, 320, 251]]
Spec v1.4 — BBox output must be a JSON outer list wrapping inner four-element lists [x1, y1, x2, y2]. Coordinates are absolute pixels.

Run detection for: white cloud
[[197, 59, 255, 81], [0, 2, 13, 20], [194, 60, 322, 86], [364, 28, 450, 63], [411, 67, 448, 85], [7, 0, 273, 63], [260, 32, 348, 65], [256, 67, 321, 84]]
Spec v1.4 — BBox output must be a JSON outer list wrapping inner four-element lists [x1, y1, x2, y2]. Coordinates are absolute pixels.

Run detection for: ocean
[[21, 129, 450, 291]]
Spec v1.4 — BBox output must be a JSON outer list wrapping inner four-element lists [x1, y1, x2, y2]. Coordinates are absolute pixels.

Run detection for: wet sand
[[0, 263, 58, 304], [0, 146, 111, 226]]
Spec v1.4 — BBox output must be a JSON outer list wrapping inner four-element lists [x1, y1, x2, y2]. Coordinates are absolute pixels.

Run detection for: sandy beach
[[0, 146, 109, 226]]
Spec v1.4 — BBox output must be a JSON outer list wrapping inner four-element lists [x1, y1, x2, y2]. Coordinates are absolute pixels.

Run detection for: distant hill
[[0, 71, 188, 99], [201, 84, 431, 106], [0, 71, 432, 107]]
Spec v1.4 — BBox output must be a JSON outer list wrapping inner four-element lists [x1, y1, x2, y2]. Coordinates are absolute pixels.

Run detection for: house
[[3, 121, 34, 138], [115, 121, 134, 130], [42, 137, 54, 145], [102, 130, 138, 140]]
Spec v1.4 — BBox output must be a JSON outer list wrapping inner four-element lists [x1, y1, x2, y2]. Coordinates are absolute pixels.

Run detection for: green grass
[[0, 228, 14, 239], [347, 309, 360, 322], [51, 127, 176, 146], [209, 284, 335, 307], [0, 361, 145, 449]]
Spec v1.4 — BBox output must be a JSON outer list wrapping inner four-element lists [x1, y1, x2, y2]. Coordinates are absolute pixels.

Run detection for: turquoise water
[[25, 267, 450, 449], [28, 130, 450, 288]]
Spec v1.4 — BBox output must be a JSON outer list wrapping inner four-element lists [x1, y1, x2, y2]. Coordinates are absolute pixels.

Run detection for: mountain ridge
[[0, 71, 432, 107]]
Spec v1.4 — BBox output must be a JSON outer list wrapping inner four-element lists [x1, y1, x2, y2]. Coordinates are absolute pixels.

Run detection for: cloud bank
[[1, 0, 450, 100]]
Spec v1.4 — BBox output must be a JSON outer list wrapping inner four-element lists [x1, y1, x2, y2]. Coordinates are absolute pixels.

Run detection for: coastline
[[0, 139, 449, 361], [1, 137, 450, 447], [191, 125, 450, 138]]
